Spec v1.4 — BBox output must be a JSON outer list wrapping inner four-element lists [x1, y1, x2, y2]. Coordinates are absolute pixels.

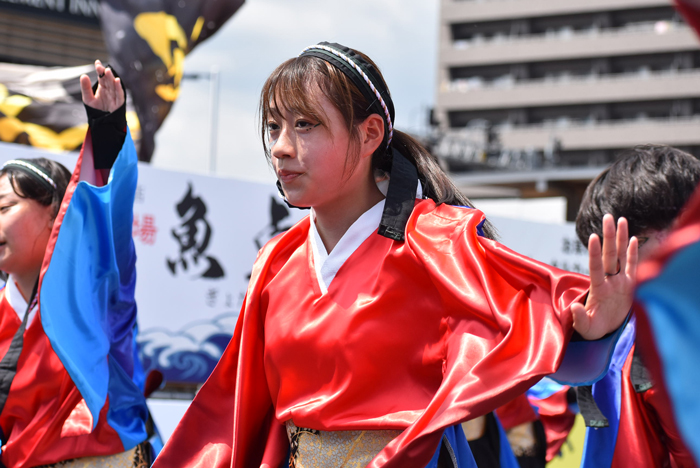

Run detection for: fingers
[[101, 66, 125, 109], [588, 233, 605, 286], [95, 59, 105, 78], [79, 74, 95, 104], [616, 217, 629, 275], [88, 59, 125, 113], [100, 66, 115, 102], [602, 214, 618, 275], [625, 236, 639, 280]]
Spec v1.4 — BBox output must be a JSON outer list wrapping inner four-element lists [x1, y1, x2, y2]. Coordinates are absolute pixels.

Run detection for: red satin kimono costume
[[154, 199, 591, 468], [0, 286, 125, 467]]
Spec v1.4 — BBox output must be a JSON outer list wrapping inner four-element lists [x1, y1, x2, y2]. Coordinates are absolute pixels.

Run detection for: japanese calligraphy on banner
[[0, 141, 589, 384], [132, 164, 304, 384]]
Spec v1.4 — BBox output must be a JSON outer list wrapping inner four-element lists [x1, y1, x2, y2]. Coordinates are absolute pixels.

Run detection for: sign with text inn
[[0, 0, 100, 24]]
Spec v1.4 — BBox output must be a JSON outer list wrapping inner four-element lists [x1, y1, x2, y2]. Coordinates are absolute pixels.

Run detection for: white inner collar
[[5, 275, 38, 324], [310, 199, 385, 294]]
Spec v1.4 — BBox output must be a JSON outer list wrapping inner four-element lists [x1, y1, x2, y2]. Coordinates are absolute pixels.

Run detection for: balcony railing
[[441, 67, 700, 93], [436, 116, 700, 170], [451, 20, 684, 49]]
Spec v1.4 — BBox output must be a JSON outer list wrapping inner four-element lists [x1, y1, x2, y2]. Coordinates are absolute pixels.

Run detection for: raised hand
[[79, 59, 124, 113], [571, 214, 639, 340]]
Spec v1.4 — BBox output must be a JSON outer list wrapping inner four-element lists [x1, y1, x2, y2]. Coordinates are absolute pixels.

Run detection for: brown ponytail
[[375, 130, 498, 240]]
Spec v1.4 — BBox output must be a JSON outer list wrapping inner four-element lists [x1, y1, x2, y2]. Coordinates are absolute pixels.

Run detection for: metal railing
[[450, 20, 688, 49], [442, 67, 700, 93]]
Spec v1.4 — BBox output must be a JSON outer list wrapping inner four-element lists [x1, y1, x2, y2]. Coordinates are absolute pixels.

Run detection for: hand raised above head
[[79, 59, 125, 114], [571, 214, 639, 340]]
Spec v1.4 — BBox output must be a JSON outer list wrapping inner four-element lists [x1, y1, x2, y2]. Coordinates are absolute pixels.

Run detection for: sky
[[151, 0, 440, 183]]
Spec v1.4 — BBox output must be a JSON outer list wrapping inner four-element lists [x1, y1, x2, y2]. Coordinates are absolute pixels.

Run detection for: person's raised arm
[[78, 60, 127, 185], [572, 214, 639, 340]]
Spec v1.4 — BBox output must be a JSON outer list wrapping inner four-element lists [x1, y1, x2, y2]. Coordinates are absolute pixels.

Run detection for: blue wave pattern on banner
[[137, 313, 238, 382]]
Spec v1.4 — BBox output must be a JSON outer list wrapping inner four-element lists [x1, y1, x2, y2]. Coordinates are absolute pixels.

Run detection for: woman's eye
[[296, 120, 318, 131], [266, 122, 280, 133]]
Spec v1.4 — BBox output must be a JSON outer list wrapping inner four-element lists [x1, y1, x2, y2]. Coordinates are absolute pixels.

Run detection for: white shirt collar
[[5, 275, 38, 324], [309, 198, 386, 294], [307, 179, 423, 294]]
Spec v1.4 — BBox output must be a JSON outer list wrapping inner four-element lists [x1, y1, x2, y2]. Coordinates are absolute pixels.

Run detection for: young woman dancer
[[153, 42, 637, 468], [0, 61, 151, 466]]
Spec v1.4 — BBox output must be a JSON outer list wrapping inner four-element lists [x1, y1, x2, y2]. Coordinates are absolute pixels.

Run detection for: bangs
[[265, 60, 322, 119], [259, 56, 355, 158]]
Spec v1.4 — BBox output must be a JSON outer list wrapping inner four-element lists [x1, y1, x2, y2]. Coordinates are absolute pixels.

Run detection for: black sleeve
[[84, 69, 128, 170]]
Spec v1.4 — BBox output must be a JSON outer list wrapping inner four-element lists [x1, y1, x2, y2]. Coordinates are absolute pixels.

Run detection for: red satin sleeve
[[363, 202, 588, 467]]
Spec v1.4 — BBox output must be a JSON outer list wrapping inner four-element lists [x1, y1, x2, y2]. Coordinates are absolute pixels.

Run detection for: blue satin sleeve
[[39, 129, 148, 449]]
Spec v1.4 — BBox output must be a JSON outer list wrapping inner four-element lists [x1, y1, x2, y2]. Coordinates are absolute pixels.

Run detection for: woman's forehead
[[0, 175, 19, 198], [268, 87, 327, 119]]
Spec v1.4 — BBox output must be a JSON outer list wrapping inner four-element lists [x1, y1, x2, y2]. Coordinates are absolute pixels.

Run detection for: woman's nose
[[270, 127, 295, 160]]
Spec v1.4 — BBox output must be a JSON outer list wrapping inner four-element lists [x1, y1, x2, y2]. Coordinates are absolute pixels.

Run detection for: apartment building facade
[[434, 0, 700, 217]]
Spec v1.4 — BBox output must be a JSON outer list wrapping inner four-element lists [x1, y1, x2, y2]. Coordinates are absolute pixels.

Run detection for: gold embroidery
[[286, 420, 401, 468], [35, 442, 151, 468]]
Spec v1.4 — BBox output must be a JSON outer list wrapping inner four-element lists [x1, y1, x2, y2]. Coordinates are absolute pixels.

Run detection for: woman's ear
[[358, 114, 385, 159]]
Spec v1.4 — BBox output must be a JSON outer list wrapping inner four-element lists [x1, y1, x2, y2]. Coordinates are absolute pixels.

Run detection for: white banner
[[133, 163, 304, 382], [489, 216, 589, 276]]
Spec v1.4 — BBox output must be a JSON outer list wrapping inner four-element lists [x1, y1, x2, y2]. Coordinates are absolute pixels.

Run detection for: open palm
[[572, 214, 639, 340]]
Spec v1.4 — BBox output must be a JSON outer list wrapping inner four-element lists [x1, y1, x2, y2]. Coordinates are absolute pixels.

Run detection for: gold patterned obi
[[34, 442, 151, 468], [286, 420, 402, 468]]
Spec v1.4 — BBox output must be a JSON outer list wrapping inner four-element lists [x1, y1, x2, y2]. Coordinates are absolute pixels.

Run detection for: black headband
[[295, 42, 419, 241], [2, 159, 56, 192], [299, 42, 395, 148]]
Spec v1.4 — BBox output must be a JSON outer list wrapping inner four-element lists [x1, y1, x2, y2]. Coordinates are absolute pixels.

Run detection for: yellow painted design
[[191, 16, 205, 42], [24, 122, 88, 151], [0, 84, 8, 102], [134, 12, 188, 102], [0, 116, 86, 151], [0, 95, 32, 118], [0, 117, 25, 142], [126, 111, 142, 141]]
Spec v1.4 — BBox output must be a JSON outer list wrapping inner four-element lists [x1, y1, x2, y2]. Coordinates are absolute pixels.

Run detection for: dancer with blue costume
[[635, 181, 700, 467], [575, 145, 699, 468], [153, 42, 637, 468], [0, 61, 151, 467]]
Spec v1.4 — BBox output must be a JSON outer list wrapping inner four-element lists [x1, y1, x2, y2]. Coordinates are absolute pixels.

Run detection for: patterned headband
[[2, 159, 57, 190], [299, 42, 395, 146]]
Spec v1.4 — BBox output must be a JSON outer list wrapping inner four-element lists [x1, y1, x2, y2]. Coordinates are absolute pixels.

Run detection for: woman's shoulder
[[410, 199, 487, 235], [257, 214, 311, 261]]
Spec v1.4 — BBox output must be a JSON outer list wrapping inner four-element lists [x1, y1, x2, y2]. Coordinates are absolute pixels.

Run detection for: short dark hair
[[576, 145, 700, 245], [0, 158, 71, 217]]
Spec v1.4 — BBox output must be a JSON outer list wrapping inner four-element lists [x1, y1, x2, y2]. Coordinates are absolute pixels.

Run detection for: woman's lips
[[277, 170, 302, 183]]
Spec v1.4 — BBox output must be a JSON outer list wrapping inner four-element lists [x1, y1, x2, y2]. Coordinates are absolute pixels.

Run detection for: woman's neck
[[12, 270, 40, 303], [313, 182, 384, 254]]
